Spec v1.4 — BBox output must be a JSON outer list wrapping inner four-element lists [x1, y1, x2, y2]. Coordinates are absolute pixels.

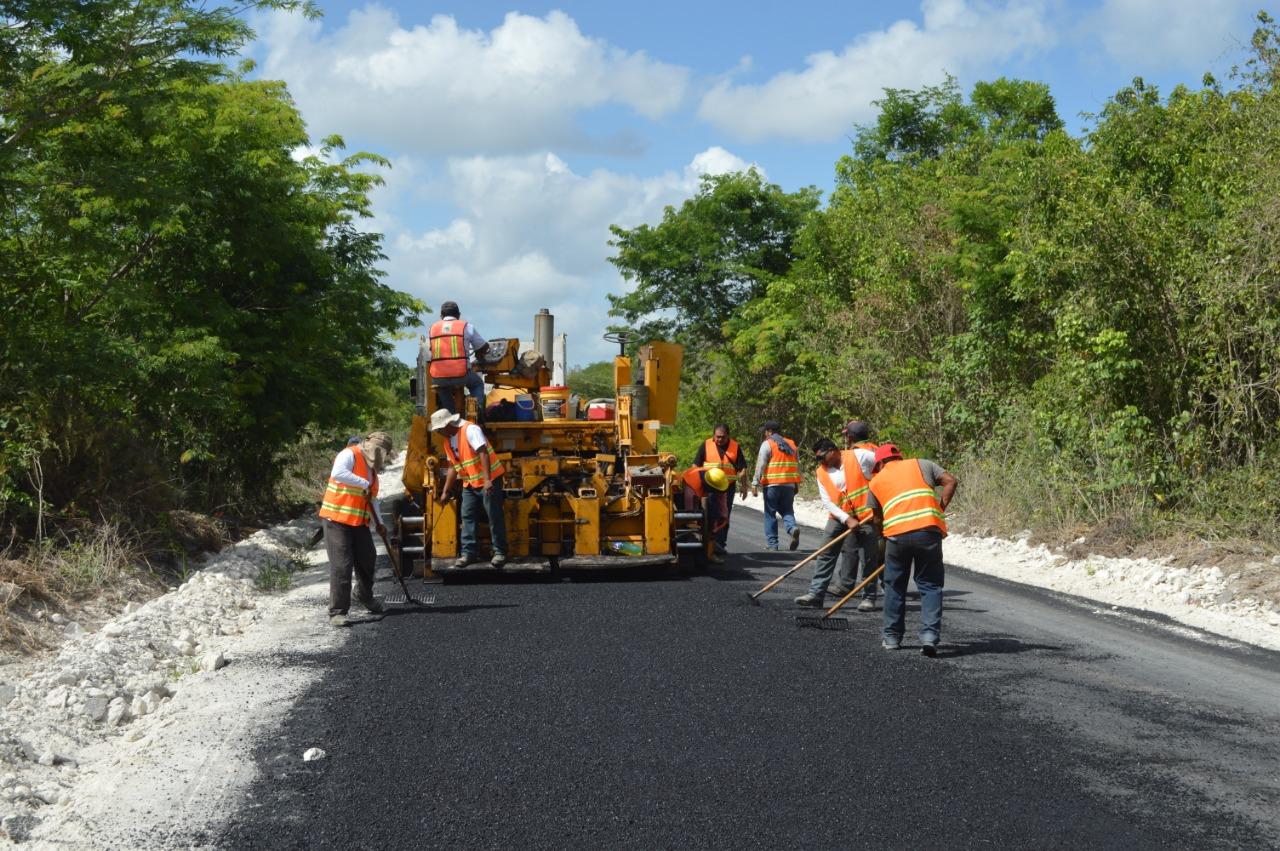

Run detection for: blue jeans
[[762, 485, 797, 549], [434, 370, 486, 413], [460, 485, 507, 558], [882, 529, 944, 643]]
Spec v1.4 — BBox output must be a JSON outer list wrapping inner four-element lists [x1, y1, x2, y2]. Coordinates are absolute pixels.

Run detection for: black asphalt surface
[[212, 510, 1280, 850]]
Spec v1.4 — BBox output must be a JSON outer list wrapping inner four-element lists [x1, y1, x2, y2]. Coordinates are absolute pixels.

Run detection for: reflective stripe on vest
[[869, 459, 947, 538], [442, 421, 506, 487], [428, 319, 468, 379], [703, 438, 740, 475], [760, 437, 801, 485], [816, 450, 873, 522], [318, 448, 378, 527]]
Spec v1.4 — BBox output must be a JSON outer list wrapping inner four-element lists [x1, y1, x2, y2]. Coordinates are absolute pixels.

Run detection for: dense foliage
[[0, 0, 422, 537], [611, 17, 1280, 544]]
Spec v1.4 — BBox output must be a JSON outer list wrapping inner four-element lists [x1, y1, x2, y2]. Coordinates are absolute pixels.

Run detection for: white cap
[[429, 408, 464, 431]]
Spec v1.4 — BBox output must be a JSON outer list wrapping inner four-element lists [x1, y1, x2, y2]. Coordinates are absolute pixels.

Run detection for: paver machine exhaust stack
[[392, 311, 715, 576]]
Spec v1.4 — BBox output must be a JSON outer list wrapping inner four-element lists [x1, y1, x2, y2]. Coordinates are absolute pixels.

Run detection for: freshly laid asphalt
[[213, 510, 1280, 850]]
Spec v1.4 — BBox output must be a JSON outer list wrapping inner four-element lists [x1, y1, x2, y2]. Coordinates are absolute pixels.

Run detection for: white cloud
[[253, 7, 691, 156], [697, 0, 1056, 142], [1085, 0, 1255, 70], [378, 148, 759, 364]]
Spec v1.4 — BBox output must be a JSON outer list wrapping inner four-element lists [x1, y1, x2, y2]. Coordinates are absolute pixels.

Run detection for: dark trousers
[[460, 485, 507, 557], [709, 490, 734, 548], [882, 529, 945, 643], [324, 519, 376, 616]]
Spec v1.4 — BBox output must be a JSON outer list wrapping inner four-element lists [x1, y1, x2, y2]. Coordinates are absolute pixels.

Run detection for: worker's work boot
[[789, 528, 800, 551], [359, 595, 385, 614], [793, 593, 823, 607], [329, 614, 351, 627], [490, 552, 507, 569]]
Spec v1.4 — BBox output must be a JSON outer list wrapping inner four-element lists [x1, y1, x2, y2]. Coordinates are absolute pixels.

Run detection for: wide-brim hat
[[429, 409, 465, 431]]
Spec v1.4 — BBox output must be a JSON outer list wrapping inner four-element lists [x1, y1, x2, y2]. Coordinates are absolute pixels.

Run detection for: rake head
[[795, 614, 850, 630]]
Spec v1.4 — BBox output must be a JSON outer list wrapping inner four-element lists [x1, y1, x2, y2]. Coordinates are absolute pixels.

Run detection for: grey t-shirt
[[865, 459, 947, 515]]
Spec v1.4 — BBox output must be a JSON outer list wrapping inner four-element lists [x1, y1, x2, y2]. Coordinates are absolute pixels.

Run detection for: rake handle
[[750, 527, 855, 600], [822, 563, 886, 619]]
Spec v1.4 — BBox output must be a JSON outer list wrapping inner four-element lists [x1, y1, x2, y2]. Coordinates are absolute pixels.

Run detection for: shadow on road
[[938, 636, 1064, 658]]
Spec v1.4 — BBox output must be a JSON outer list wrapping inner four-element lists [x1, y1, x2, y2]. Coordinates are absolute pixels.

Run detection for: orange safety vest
[[816, 450, 874, 523], [869, 459, 948, 538], [760, 436, 801, 485], [442, 421, 506, 488], [318, 447, 379, 527], [681, 466, 706, 498], [703, 438, 740, 473], [428, 318, 468, 379], [852, 440, 878, 453]]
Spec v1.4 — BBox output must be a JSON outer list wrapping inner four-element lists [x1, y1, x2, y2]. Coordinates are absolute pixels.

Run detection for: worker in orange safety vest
[[750, 420, 802, 552], [692, 425, 747, 556], [318, 432, 394, 626], [426, 301, 490, 415], [431, 408, 508, 569], [867, 443, 958, 656], [680, 465, 733, 563]]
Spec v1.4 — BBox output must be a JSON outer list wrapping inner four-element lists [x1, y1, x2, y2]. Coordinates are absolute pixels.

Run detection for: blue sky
[[244, 0, 1267, 366]]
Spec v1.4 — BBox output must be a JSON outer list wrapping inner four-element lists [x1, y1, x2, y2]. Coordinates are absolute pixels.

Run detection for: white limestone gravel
[[739, 492, 1280, 652], [0, 458, 406, 846]]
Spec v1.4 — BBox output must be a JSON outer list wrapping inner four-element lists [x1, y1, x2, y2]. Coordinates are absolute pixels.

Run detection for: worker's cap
[[428, 408, 465, 431], [440, 300, 460, 318], [704, 467, 732, 492], [843, 420, 870, 441], [346, 435, 362, 445], [874, 443, 903, 464], [761, 420, 780, 433], [811, 437, 839, 460]]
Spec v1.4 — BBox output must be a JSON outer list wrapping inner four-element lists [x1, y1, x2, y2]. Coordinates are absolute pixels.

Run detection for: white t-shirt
[[817, 451, 875, 523], [425, 320, 487, 361], [448, 422, 488, 453]]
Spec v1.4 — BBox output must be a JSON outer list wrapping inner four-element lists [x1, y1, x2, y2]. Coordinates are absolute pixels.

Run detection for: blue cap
[[347, 435, 362, 445]]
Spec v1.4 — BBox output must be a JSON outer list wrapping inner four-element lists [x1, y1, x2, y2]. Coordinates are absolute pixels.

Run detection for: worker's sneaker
[[329, 614, 351, 627], [490, 553, 507, 569], [857, 598, 876, 612], [829, 585, 853, 597], [882, 638, 901, 650], [765, 545, 779, 552], [789, 528, 800, 551], [920, 635, 940, 658], [452, 555, 478, 569], [709, 553, 725, 564], [793, 593, 823, 607]]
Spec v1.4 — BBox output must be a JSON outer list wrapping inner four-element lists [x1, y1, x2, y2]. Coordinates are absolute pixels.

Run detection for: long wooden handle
[[750, 527, 854, 599], [823, 563, 886, 618]]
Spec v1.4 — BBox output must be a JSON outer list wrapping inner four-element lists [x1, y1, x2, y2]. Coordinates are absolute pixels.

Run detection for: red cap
[[874, 443, 903, 464]]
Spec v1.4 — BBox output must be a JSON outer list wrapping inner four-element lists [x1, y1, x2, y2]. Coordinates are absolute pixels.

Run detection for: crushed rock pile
[[0, 517, 315, 842], [738, 492, 1280, 653]]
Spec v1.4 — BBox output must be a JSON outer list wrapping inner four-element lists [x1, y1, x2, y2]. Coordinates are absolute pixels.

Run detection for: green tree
[[607, 169, 820, 351], [566, 361, 616, 401]]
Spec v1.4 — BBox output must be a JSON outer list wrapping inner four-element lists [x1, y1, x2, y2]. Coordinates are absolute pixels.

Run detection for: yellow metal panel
[[641, 342, 683, 425], [612, 355, 631, 392], [644, 494, 672, 556], [631, 420, 660, 454], [401, 414, 430, 496], [566, 496, 600, 555], [433, 499, 458, 558]]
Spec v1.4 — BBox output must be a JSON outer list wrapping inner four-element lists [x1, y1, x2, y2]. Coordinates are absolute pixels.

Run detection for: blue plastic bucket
[[515, 395, 535, 421]]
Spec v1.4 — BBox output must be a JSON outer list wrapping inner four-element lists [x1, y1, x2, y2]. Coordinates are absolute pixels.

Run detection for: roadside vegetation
[[0, 1, 421, 649], [607, 13, 1280, 558]]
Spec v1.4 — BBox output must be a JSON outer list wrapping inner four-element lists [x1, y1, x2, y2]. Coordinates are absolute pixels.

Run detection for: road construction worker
[[692, 425, 747, 555], [750, 420, 801, 551], [827, 420, 881, 607], [794, 438, 876, 609], [426, 301, 490, 415], [430, 409, 508, 568], [843, 419, 878, 454], [319, 432, 394, 626], [867, 443, 958, 656], [680, 465, 732, 562]]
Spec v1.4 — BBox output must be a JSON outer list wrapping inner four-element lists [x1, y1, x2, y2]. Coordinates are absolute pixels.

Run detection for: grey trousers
[[324, 519, 376, 616], [807, 520, 881, 599]]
